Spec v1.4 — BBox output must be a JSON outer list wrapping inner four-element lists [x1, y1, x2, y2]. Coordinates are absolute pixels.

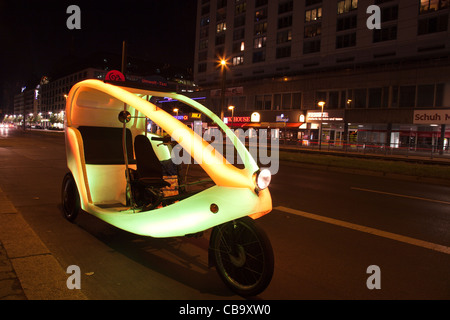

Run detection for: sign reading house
[[413, 109, 450, 124]]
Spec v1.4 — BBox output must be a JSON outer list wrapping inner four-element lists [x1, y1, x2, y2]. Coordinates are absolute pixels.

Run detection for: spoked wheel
[[61, 173, 80, 222], [210, 217, 274, 297]]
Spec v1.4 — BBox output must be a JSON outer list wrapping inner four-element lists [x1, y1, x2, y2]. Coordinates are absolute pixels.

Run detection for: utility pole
[[121, 41, 127, 75]]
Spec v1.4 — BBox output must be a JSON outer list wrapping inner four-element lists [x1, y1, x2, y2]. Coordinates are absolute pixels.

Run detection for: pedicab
[[61, 78, 274, 296]]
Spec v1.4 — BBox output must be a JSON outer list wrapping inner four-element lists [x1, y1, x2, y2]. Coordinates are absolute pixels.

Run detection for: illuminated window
[[255, 7, 268, 21], [420, 0, 449, 13], [337, 0, 358, 14], [305, 7, 322, 22], [253, 36, 267, 48], [216, 22, 227, 33], [232, 55, 244, 66]]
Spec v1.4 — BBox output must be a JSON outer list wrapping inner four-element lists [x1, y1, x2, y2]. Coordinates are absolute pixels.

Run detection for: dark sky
[[0, 0, 197, 112]]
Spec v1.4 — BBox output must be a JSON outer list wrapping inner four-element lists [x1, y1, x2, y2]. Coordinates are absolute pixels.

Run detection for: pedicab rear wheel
[[61, 173, 80, 222], [210, 217, 274, 297]]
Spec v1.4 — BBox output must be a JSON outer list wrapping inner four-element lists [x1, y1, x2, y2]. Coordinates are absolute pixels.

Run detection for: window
[[199, 39, 209, 50], [198, 51, 207, 62], [399, 86, 416, 108], [381, 5, 398, 22], [337, 15, 357, 31], [420, 0, 449, 14], [198, 63, 207, 73], [216, 22, 227, 33], [234, 15, 246, 28], [232, 41, 245, 53], [417, 84, 435, 107], [278, 15, 293, 29], [276, 46, 291, 59], [233, 28, 245, 40], [354, 89, 367, 108], [373, 25, 397, 42], [305, 7, 322, 22], [336, 32, 356, 48], [305, 23, 322, 37], [306, 0, 322, 6], [232, 55, 244, 66], [235, 1, 247, 15], [200, 16, 210, 27], [254, 21, 268, 35], [279, 1, 293, 14], [217, 0, 227, 9], [303, 39, 321, 54], [337, 0, 358, 14], [418, 14, 448, 34], [201, 5, 210, 15], [255, 0, 268, 8], [253, 51, 266, 63], [255, 7, 268, 21], [255, 94, 272, 110], [368, 88, 382, 108], [254, 36, 267, 48], [215, 34, 225, 45], [277, 30, 292, 43], [200, 27, 209, 39]]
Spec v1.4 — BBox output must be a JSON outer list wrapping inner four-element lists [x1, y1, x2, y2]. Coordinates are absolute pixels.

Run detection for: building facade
[[192, 0, 450, 151]]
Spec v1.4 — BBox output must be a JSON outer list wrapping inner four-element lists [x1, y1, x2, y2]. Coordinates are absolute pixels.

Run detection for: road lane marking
[[274, 206, 450, 255], [350, 187, 450, 205]]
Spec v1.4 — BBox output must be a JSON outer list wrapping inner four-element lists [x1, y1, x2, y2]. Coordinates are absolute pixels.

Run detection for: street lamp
[[318, 101, 325, 150], [219, 58, 228, 120], [173, 108, 179, 117], [228, 105, 235, 120]]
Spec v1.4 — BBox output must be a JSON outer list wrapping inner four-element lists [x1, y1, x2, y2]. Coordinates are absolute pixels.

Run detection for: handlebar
[[151, 136, 171, 143]]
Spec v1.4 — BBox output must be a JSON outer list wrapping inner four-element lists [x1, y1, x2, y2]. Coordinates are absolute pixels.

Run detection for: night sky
[[0, 0, 197, 113]]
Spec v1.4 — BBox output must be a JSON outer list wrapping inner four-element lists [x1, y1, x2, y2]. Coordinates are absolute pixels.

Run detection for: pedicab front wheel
[[210, 216, 274, 297], [61, 173, 80, 222]]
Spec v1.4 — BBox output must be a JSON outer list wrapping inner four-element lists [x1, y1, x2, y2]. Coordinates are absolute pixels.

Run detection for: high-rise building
[[192, 0, 450, 151]]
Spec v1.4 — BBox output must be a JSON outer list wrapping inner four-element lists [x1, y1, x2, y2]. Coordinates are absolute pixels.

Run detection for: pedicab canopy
[[64, 79, 272, 237]]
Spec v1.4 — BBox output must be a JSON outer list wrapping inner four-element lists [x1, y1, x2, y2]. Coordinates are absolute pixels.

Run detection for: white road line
[[351, 187, 450, 205], [274, 206, 450, 255]]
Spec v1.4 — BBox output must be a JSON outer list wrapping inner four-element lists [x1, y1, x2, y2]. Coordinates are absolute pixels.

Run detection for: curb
[[0, 187, 87, 300]]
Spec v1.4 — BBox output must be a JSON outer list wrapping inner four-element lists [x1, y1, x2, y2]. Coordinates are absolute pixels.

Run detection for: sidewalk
[[0, 187, 86, 300]]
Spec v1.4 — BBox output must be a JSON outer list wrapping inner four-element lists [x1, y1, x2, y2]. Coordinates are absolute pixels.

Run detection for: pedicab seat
[[134, 135, 171, 189]]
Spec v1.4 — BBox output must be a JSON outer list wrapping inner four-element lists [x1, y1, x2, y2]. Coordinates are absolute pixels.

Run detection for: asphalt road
[[0, 128, 449, 300]]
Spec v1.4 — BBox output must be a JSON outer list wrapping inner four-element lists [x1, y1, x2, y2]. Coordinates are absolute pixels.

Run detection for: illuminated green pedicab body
[[64, 79, 272, 238]]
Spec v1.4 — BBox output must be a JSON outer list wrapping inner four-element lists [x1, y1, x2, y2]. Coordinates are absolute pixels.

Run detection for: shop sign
[[276, 114, 289, 122], [190, 113, 202, 119], [226, 116, 250, 123], [174, 115, 189, 121], [251, 112, 260, 122], [306, 111, 343, 122], [413, 110, 450, 124]]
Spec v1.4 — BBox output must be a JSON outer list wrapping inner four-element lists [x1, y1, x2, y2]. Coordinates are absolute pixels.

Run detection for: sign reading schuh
[[413, 110, 450, 124]]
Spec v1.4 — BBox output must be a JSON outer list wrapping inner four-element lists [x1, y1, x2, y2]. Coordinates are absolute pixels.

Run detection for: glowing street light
[[318, 101, 325, 150], [219, 58, 228, 120], [228, 105, 235, 119]]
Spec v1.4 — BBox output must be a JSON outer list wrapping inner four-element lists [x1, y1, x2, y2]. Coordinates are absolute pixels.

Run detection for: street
[[0, 128, 449, 299]]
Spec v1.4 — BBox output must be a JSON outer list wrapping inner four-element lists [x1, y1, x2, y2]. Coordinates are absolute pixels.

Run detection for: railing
[[277, 139, 450, 160]]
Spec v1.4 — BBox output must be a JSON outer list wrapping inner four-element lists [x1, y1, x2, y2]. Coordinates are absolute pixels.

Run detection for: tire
[[61, 173, 80, 222], [210, 217, 274, 297]]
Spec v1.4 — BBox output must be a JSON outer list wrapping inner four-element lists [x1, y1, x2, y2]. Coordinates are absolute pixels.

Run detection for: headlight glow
[[256, 169, 271, 190]]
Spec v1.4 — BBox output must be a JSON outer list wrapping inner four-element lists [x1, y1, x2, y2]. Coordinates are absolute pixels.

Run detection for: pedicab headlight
[[256, 168, 271, 191]]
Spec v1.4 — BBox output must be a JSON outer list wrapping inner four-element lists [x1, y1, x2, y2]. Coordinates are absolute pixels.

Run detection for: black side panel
[[78, 126, 135, 165]]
